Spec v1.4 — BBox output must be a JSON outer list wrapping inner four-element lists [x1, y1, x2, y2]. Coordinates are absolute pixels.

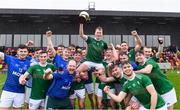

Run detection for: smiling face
[[105, 49, 113, 60], [57, 46, 64, 56], [122, 63, 133, 77], [135, 51, 145, 64], [38, 52, 48, 64], [111, 65, 122, 78], [17, 48, 28, 60], [62, 48, 70, 60], [143, 47, 152, 58], [119, 54, 129, 64], [67, 60, 77, 75], [74, 52, 82, 63], [95, 27, 103, 40], [120, 42, 129, 53]]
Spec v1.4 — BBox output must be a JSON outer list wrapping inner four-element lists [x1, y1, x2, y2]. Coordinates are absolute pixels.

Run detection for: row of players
[[0, 23, 177, 110]]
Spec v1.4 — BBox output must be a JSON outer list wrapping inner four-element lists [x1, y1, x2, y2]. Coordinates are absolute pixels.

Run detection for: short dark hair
[[135, 49, 144, 55], [69, 44, 76, 48], [35, 48, 42, 52], [74, 50, 82, 55], [18, 44, 28, 49], [121, 41, 127, 44], [119, 52, 128, 56], [39, 50, 47, 55], [121, 61, 131, 68], [95, 26, 103, 31], [57, 44, 65, 48]]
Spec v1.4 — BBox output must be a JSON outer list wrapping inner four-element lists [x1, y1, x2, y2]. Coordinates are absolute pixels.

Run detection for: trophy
[[79, 11, 90, 24]]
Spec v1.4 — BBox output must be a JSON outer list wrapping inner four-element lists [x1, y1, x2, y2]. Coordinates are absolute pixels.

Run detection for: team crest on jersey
[[132, 83, 136, 87], [101, 42, 104, 46]]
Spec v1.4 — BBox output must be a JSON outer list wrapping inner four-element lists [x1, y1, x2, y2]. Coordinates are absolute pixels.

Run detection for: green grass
[[166, 70, 180, 109], [0, 70, 179, 109]]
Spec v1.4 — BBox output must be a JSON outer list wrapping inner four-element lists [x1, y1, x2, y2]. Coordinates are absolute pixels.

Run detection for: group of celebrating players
[[0, 13, 177, 110]]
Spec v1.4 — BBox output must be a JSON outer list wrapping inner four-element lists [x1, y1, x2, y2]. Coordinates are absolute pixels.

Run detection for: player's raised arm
[[79, 11, 90, 40], [110, 43, 119, 61], [79, 23, 88, 40], [131, 30, 142, 51], [46, 31, 56, 56], [156, 37, 164, 58]]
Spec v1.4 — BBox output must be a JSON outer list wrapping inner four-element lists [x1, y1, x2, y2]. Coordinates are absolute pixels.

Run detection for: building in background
[[0, 0, 179, 48]]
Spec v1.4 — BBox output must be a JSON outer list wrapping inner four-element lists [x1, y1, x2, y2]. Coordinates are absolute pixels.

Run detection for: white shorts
[[95, 83, 99, 96], [69, 89, 85, 99], [29, 98, 45, 110], [97, 88, 115, 99], [85, 83, 94, 94], [83, 61, 104, 69], [0, 90, 24, 108], [139, 104, 167, 110], [161, 88, 177, 107], [25, 86, 32, 103]]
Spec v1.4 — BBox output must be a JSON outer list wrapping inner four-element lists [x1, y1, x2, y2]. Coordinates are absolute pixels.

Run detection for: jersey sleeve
[[4, 54, 13, 65], [146, 59, 157, 68], [53, 54, 64, 67], [141, 74, 153, 87], [50, 64, 57, 71], [86, 36, 93, 44], [27, 66, 34, 75], [52, 72, 63, 79], [121, 82, 129, 93]]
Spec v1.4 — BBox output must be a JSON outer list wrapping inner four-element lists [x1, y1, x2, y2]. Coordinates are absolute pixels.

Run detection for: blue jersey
[[85, 69, 93, 84], [3, 54, 31, 93], [47, 70, 76, 99], [130, 61, 138, 71], [53, 54, 68, 70]]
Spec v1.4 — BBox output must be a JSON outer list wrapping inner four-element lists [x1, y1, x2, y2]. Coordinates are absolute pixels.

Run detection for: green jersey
[[149, 56, 159, 62], [128, 49, 135, 62], [122, 74, 165, 109], [113, 76, 127, 85], [70, 80, 85, 90], [27, 63, 56, 99], [86, 36, 108, 63], [138, 59, 173, 94]]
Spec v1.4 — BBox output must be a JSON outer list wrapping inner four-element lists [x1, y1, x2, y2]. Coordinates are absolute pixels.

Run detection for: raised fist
[[103, 86, 110, 94], [46, 31, 52, 37], [158, 38, 164, 44], [131, 30, 138, 36]]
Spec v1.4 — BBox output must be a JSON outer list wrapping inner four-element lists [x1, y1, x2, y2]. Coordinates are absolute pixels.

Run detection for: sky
[[0, 0, 179, 13]]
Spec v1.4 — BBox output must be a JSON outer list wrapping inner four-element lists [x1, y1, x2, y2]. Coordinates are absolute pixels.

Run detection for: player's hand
[[19, 75, 27, 85], [158, 37, 164, 44], [131, 30, 138, 36], [26, 40, 34, 47], [46, 31, 52, 37], [103, 86, 110, 94], [45, 68, 53, 75]]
